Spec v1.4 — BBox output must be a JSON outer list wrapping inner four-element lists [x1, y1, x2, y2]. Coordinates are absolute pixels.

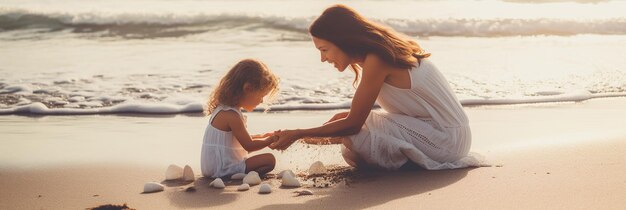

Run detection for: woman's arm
[[324, 111, 349, 125], [221, 111, 274, 152], [270, 54, 390, 150]]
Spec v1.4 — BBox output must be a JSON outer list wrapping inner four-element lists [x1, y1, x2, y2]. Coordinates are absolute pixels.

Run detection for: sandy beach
[[2, 1, 626, 209], [1, 97, 625, 209]]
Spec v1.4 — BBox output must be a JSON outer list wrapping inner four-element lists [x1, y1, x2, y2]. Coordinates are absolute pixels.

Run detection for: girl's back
[[200, 105, 248, 178]]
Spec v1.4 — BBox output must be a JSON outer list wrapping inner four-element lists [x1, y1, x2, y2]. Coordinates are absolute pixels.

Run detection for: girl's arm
[[221, 111, 274, 152], [251, 132, 275, 139], [270, 54, 389, 150]]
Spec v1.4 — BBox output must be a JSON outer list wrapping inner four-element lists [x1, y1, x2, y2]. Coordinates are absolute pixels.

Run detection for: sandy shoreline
[[1, 98, 625, 209]]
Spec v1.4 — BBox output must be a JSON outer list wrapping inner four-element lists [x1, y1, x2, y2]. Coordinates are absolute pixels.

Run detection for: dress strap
[[209, 105, 244, 124]]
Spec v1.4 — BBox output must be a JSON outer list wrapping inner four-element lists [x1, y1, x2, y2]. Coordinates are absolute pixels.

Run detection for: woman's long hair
[[309, 4, 430, 85], [205, 59, 279, 115]]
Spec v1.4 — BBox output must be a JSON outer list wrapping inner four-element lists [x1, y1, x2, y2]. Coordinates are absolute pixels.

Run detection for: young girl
[[201, 59, 279, 178]]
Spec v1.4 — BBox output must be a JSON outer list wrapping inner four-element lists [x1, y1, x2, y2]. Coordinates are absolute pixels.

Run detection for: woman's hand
[[251, 131, 275, 139], [269, 129, 302, 150], [324, 111, 349, 125]]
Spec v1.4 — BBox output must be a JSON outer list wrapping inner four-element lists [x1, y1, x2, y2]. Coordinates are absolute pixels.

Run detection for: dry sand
[[1, 97, 625, 209]]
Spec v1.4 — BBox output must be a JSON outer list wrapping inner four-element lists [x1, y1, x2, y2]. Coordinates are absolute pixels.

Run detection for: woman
[[269, 5, 483, 170]]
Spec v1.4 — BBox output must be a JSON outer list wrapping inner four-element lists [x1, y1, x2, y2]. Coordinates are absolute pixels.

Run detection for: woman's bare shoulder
[[362, 53, 395, 73]]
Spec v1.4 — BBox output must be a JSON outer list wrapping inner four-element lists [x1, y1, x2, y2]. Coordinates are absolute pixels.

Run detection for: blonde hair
[[205, 59, 279, 115], [309, 4, 430, 86]]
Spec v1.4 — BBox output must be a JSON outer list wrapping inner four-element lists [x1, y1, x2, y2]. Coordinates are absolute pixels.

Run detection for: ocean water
[[1, 0, 625, 115]]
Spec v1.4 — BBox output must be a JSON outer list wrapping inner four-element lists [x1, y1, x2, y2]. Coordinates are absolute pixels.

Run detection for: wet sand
[[1, 97, 625, 209]]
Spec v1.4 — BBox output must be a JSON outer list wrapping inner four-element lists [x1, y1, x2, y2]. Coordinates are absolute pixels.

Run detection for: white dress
[[200, 105, 248, 178], [346, 59, 485, 170]]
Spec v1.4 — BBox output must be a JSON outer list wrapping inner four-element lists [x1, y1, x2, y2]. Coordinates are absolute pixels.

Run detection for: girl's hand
[[264, 135, 279, 144], [324, 111, 349, 125], [269, 129, 301, 150]]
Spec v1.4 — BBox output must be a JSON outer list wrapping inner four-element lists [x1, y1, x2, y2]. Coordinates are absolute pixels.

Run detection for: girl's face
[[312, 36, 352, 72], [240, 87, 270, 112]]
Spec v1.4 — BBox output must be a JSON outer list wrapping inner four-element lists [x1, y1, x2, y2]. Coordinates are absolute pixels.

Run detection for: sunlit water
[[1, 0, 625, 115]]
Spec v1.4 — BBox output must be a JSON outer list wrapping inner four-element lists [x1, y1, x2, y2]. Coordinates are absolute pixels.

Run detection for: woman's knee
[[341, 145, 360, 167], [342, 137, 354, 150]]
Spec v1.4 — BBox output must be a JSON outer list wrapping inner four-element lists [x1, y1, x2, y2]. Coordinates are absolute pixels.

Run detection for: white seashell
[[209, 178, 225, 189], [277, 170, 296, 179], [308, 161, 327, 174], [237, 183, 250, 191], [143, 182, 164, 193], [183, 165, 195, 181], [258, 183, 272, 194], [165, 164, 184, 180], [281, 172, 301, 187], [294, 189, 314, 196], [243, 171, 262, 185], [230, 173, 246, 180]]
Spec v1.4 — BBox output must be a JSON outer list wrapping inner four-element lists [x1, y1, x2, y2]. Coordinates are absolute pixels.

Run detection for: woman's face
[[312, 36, 351, 72]]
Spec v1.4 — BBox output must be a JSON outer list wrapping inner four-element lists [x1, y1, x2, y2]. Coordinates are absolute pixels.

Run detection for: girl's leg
[[245, 153, 276, 175]]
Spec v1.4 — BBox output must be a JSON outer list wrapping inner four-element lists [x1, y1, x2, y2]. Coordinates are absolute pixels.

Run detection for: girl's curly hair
[[205, 59, 279, 115]]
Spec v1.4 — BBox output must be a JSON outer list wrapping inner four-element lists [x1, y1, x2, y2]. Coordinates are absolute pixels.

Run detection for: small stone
[[277, 170, 296, 179], [258, 183, 272, 194], [209, 178, 225, 189], [165, 164, 183, 180], [183, 165, 195, 181], [185, 186, 196, 192], [237, 184, 250, 191], [243, 171, 262, 185], [308, 161, 327, 174], [281, 172, 301, 187], [143, 182, 165, 193]]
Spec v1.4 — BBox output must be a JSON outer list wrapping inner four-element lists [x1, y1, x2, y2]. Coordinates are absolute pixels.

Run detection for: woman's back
[[377, 59, 468, 129]]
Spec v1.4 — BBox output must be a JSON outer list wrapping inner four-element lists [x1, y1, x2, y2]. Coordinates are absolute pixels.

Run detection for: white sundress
[[346, 59, 486, 170], [200, 105, 248, 178]]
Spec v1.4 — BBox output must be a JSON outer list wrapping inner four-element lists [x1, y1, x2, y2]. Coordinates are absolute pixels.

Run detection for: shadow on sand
[[162, 167, 472, 209], [259, 167, 472, 209], [164, 176, 241, 208]]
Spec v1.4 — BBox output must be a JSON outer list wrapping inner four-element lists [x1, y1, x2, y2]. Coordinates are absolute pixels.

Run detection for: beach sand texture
[[1, 97, 625, 209]]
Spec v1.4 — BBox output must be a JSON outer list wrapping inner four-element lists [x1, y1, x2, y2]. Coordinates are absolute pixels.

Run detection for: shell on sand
[[281, 172, 301, 187], [182, 165, 195, 181], [277, 170, 296, 179], [237, 183, 250, 191], [243, 171, 262, 185], [230, 173, 246, 180], [165, 164, 184, 180], [143, 182, 164, 193], [294, 189, 314, 196], [209, 178, 225, 189], [308, 161, 327, 174], [258, 183, 272, 194]]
